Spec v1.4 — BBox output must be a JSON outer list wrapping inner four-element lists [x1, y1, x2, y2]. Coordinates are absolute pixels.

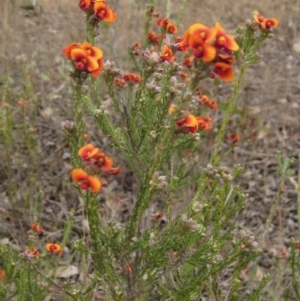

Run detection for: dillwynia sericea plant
[[61, 2, 278, 300], [0, 2, 281, 301]]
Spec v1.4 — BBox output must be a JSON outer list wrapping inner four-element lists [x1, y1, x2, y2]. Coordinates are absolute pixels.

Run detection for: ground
[[1, 0, 300, 300]]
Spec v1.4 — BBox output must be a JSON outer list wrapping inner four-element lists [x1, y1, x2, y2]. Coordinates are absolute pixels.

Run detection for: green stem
[[85, 192, 106, 271], [86, 14, 96, 44], [176, 0, 189, 27], [210, 64, 247, 165], [73, 82, 85, 149]]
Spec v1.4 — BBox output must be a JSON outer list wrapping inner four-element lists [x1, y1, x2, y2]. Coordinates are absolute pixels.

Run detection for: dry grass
[[1, 0, 300, 299]]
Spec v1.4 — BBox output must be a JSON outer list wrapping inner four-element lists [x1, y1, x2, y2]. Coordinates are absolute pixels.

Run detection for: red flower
[[156, 18, 169, 28], [196, 116, 213, 131], [78, 0, 92, 10]]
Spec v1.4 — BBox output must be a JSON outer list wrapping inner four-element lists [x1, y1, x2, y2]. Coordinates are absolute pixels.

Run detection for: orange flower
[[63, 42, 104, 78], [94, 1, 116, 23], [0, 269, 6, 279], [214, 22, 239, 51], [177, 114, 198, 134], [17, 100, 28, 107], [160, 45, 175, 62], [114, 77, 127, 88], [156, 18, 169, 28], [178, 72, 188, 80], [132, 42, 141, 56], [92, 153, 113, 171], [91, 58, 104, 78], [31, 223, 44, 236], [196, 116, 213, 131], [189, 35, 216, 62], [83, 133, 90, 140], [200, 95, 218, 110], [213, 62, 234, 82], [168, 104, 176, 115], [182, 23, 217, 49], [166, 22, 178, 34], [63, 42, 80, 58], [80, 42, 103, 60], [78, 144, 120, 174], [229, 133, 240, 144], [78, 144, 101, 161], [182, 56, 194, 68], [217, 52, 234, 65], [156, 18, 177, 34], [106, 165, 121, 175], [46, 243, 63, 254], [125, 263, 133, 273], [70, 48, 99, 72], [123, 73, 142, 84], [27, 247, 40, 257], [253, 11, 279, 30], [71, 168, 102, 193]]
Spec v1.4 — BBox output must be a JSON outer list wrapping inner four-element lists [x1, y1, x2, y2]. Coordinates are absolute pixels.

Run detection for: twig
[[25, 258, 76, 299]]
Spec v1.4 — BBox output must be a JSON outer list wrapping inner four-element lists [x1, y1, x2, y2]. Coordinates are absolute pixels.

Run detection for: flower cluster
[[181, 22, 239, 81], [78, 0, 116, 23], [147, 14, 178, 47], [199, 95, 218, 110], [71, 144, 121, 193], [156, 17, 178, 34], [253, 11, 279, 30], [63, 42, 104, 78]]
